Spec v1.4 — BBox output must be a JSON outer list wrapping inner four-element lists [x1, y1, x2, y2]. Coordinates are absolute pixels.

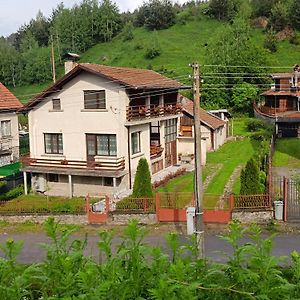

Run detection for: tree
[[132, 158, 153, 198], [240, 157, 262, 195], [231, 82, 259, 113], [122, 21, 134, 41], [290, 0, 300, 30], [264, 30, 278, 52], [251, 0, 279, 18], [203, 18, 269, 109], [208, 0, 241, 21], [268, 1, 290, 32], [135, 0, 176, 30]]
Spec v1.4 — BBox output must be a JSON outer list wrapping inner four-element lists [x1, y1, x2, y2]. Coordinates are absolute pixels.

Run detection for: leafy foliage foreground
[[0, 218, 299, 299]]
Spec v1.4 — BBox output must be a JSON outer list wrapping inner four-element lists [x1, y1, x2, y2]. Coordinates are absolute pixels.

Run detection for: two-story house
[[0, 83, 22, 167], [20, 64, 189, 198], [254, 64, 300, 137]]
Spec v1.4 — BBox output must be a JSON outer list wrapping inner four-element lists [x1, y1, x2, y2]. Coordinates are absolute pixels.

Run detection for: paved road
[[0, 232, 299, 263]]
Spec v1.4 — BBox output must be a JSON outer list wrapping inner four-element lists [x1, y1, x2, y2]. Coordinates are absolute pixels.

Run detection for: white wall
[[0, 112, 19, 162], [29, 72, 128, 164]]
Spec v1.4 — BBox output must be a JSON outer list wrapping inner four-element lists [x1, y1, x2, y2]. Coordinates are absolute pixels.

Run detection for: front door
[[86, 134, 96, 162], [165, 119, 177, 167]]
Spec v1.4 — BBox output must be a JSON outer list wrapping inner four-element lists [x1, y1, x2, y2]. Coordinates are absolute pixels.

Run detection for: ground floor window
[[131, 131, 141, 154], [86, 134, 117, 157], [44, 133, 63, 154]]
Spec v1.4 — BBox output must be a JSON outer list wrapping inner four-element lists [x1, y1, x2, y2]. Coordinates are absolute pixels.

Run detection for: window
[[131, 131, 141, 155], [84, 90, 106, 109], [52, 98, 61, 110], [48, 174, 59, 182], [104, 177, 113, 186], [44, 133, 63, 154], [86, 134, 117, 157], [165, 119, 177, 143], [1, 120, 11, 137]]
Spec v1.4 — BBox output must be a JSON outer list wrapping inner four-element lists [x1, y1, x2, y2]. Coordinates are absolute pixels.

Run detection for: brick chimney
[[64, 53, 80, 74]]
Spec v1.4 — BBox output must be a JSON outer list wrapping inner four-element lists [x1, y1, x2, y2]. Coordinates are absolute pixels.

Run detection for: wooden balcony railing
[[126, 103, 182, 121], [21, 155, 125, 172], [150, 144, 163, 159]]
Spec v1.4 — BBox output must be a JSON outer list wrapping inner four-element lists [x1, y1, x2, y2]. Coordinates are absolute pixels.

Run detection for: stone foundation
[[108, 212, 157, 225], [232, 210, 273, 224], [0, 214, 88, 225]]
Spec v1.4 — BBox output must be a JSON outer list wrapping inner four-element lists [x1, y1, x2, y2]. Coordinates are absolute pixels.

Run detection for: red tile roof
[[21, 64, 189, 112], [261, 89, 300, 96], [0, 83, 23, 111], [80, 64, 186, 89], [180, 95, 226, 130]]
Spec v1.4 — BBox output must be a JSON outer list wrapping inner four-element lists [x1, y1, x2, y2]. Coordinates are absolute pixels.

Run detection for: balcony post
[[23, 171, 28, 195], [113, 177, 117, 187], [146, 95, 151, 117]]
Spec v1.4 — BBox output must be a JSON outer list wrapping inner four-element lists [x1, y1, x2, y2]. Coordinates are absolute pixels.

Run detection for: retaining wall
[[232, 210, 273, 224], [0, 214, 88, 225]]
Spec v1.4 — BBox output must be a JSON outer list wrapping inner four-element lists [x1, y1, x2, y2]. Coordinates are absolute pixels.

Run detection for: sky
[[0, 0, 187, 37]]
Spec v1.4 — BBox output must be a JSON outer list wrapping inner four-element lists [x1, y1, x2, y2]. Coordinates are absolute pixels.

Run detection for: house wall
[[213, 126, 226, 150], [0, 112, 19, 165], [177, 137, 206, 165], [28, 72, 128, 162]]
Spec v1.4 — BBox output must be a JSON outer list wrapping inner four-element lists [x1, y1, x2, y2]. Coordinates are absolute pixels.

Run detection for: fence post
[[283, 177, 288, 222], [85, 194, 90, 213], [155, 193, 160, 223], [105, 195, 110, 213], [229, 194, 234, 212]]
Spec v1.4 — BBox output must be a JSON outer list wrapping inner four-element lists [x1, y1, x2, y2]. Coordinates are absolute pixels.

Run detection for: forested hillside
[[2, 0, 300, 111]]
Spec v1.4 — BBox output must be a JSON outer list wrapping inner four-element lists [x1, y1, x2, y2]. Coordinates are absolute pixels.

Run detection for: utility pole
[[191, 62, 204, 258], [51, 35, 56, 83]]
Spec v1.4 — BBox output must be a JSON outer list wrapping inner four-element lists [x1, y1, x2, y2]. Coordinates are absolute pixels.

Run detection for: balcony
[[21, 155, 126, 173], [150, 144, 163, 159], [126, 103, 182, 122], [254, 102, 300, 123]]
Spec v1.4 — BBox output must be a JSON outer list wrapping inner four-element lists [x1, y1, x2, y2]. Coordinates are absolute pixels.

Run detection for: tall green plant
[[132, 158, 153, 198], [240, 157, 262, 194]]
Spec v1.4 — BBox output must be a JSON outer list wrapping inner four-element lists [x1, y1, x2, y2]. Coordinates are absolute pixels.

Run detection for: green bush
[[240, 158, 262, 195], [0, 185, 24, 201], [132, 158, 153, 198], [246, 118, 266, 131], [264, 30, 278, 52], [1, 218, 300, 299], [145, 46, 161, 59]]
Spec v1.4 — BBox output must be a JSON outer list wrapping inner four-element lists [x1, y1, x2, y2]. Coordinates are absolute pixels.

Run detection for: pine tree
[[132, 158, 153, 198], [240, 157, 261, 195]]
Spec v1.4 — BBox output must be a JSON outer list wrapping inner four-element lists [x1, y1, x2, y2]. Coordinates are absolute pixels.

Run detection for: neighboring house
[[177, 96, 227, 164], [254, 64, 300, 137], [20, 63, 189, 198], [0, 83, 22, 167]]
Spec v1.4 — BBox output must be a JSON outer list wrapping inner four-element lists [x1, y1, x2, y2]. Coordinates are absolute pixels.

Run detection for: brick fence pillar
[[155, 193, 160, 223]]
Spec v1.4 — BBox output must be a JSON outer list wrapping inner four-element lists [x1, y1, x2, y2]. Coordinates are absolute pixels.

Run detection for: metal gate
[[286, 179, 300, 222], [272, 176, 300, 222]]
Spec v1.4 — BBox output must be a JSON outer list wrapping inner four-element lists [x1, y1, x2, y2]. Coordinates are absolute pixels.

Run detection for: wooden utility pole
[[191, 62, 204, 258], [51, 36, 56, 83]]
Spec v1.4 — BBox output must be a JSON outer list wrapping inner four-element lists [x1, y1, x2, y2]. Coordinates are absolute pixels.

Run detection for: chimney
[[64, 53, 80, 74]]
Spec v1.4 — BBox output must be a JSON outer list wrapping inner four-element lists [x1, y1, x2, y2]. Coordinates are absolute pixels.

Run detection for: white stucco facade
[[25, 70, 183, 197], [0, 112, 19, 166]]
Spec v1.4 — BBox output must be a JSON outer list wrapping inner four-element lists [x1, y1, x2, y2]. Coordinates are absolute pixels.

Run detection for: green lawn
[[0, 194, 87, 214], [273, 138, 300, 168], [156, 138, 257, 196]]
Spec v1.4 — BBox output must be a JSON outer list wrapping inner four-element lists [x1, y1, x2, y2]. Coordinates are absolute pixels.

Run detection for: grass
[[0, 194, 87, 214], [273, 138, 300, 168]]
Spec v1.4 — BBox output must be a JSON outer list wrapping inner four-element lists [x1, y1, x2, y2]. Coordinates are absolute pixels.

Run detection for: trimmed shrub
[[240, 158, 262, 195], [132, 158, 153, 198], [0, 185, 24, 201]]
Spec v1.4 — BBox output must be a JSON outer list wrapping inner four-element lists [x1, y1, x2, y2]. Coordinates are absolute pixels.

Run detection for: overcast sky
[[0, 0, 187, 37]]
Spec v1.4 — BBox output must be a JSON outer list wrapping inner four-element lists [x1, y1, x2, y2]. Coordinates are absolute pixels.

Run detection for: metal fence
[[234, 194, 271, 209], [115, 197, 156, 213]]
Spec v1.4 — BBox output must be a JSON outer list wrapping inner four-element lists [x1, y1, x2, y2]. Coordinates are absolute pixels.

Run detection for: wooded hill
[[4, 0, 300, 112]]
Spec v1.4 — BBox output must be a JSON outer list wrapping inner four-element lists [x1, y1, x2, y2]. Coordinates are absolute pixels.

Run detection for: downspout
[[126, 126, 132, 189]]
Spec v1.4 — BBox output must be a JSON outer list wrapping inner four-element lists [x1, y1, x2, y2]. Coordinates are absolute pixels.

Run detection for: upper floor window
[[44, 133, 63, 154], [131, 131, 141, 155], [1, 120, 11, 137], [86, 134, 117, 157], [84, 90, 106, 109], [52, 98, 61, 110]]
